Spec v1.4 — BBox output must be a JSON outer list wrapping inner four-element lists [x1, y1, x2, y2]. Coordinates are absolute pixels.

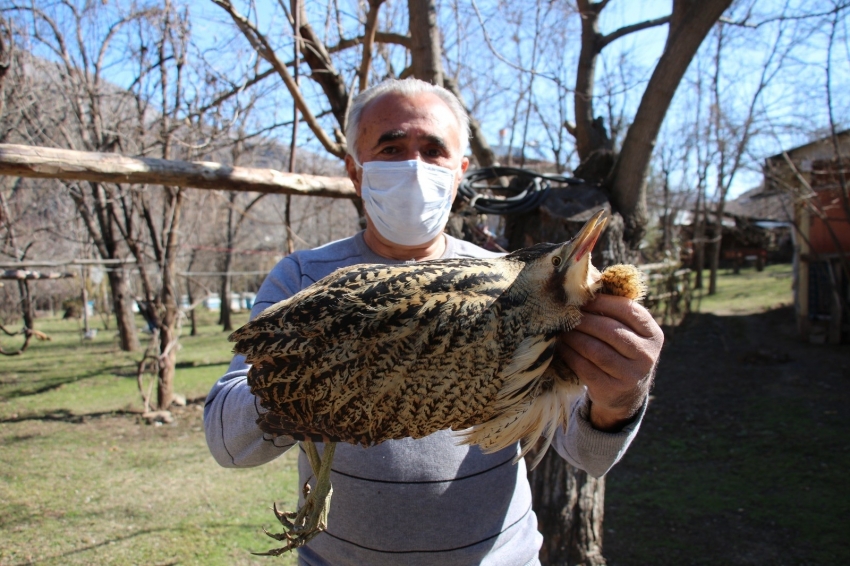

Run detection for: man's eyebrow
[[375, 130, 407, 147], [423, 134, 448, 150], [373, 131, 449, 150]]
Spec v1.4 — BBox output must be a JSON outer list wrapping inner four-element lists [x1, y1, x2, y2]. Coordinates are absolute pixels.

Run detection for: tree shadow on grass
[[605, 305, 850, 566], [0, 408, 143, 425], [5, 522, 272, 566], [0, 367, 120, 401]]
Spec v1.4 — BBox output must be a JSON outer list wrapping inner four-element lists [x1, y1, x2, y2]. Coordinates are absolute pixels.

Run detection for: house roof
[[766, 129, 850, 163], [725, 185, 795, 222]]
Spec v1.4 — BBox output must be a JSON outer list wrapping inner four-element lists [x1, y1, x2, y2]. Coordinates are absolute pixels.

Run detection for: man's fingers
[[566, 312, 647, 362], [560, 343, 643, 408], [582, 294, 660, 339], [560, 329, 638, 384]]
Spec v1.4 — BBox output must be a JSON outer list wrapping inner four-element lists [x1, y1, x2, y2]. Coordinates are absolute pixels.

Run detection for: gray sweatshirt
[[204, 232, 644, 566]]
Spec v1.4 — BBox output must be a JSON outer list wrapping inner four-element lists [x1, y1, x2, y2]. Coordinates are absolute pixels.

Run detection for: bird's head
[[506, 209, 608, 309]]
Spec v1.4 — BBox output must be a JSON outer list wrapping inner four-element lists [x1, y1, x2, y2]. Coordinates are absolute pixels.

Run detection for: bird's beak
[[556, 209, 609, 270]]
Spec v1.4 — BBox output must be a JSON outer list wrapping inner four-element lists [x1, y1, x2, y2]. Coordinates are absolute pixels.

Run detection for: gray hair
[[344, 78, 471, 159]]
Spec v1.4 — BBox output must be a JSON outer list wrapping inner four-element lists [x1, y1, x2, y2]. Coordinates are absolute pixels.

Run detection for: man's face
[[345, 92, 469, 199]]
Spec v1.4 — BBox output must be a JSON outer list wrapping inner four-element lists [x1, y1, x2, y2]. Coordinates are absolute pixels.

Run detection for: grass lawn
[[692, 263, 794, 315], [2, 263, 837, 565], [1, 311, 298, 566]]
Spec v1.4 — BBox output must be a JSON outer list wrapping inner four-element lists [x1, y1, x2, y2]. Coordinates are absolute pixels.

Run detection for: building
[[763, 130, 850, 344]]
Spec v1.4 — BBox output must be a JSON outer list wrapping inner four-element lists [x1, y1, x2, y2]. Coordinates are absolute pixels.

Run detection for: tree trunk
[[157, 311, 177, 410], [505, 188, 629, 565], [574, 1, 610, 164], [530, 449, 606, 566], [187, 276, 197, 337], [407, 0, 443, 85], [155, 187, 183, 410], [108, 268, 139, 351], [186, 250, 198, 337], [219, 266, 233, 332], [17, 279, 35, 330], [608, 0, 733, 245]]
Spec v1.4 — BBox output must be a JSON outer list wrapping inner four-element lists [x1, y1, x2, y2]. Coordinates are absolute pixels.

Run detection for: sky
[[8, 0, 849, 201]]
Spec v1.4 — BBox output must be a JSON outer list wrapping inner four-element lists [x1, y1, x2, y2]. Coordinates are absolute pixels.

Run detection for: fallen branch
[[0, 324, 51, 356]]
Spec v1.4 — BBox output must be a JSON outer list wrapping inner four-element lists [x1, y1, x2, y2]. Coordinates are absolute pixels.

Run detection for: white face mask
[[357, 159, 459, 247]]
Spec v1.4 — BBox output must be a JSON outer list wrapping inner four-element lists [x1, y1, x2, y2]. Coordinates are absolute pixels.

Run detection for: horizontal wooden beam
[[0, 143, 356, 199], [0, 258, 137, 268], [1, 269, 77, 280]]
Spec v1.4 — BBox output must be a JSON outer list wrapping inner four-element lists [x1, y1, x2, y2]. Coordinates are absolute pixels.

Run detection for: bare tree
[[4, 2, 159, 351]]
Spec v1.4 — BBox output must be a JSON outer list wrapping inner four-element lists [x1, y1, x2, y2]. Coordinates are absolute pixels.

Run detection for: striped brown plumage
[[229, 209, 645, 554]]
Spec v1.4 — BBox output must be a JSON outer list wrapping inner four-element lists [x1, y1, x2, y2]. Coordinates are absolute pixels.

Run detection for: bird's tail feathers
[[457, 379, 582, 469]]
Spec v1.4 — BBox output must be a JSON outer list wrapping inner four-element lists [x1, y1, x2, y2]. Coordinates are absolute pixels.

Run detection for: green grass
[[0, 310, 298, 566], [0, 264, 832, 565], [692, 263, 794, 315]]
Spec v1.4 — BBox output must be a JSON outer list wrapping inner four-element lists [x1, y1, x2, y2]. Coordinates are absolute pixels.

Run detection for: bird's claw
[[254, 482, 333, 554]]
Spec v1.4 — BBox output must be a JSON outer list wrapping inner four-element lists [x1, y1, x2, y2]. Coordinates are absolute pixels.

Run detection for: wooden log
[[0, 259, 135, 268], [1, 269, 77, 280], [0, 143, 356, 199]]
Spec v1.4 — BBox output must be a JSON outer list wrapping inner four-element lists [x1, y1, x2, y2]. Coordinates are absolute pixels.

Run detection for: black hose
[[457, 167, 584, 215]]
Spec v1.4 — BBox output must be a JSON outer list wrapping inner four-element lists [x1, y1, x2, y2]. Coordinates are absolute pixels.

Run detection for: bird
[[229, 208, 646, 555]]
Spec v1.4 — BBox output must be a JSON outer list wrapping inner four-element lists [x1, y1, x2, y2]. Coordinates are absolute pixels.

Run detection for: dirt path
[[603, 306, 849, 565]]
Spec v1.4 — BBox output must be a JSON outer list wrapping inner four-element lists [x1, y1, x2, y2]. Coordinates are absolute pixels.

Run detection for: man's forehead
[[364, 93, 456, 128], [374, 129, 448, 148]]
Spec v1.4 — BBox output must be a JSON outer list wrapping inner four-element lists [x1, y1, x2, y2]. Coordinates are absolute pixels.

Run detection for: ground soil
[[602, 306, 850, 566]]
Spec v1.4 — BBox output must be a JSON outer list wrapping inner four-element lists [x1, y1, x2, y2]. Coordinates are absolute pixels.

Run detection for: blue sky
[[9, 0, 848, 200]]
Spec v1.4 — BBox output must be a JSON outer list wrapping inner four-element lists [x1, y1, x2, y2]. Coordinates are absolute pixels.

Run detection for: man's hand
[[559, 294, 664, 432]]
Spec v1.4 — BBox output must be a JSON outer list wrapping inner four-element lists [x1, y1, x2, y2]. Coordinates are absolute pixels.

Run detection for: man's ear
[[452, 156, 470, 203], [345, 154, 362, 197]]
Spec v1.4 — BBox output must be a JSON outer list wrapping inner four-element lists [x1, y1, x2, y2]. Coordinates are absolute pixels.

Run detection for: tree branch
[[599, 15, 672, 49], [210, 0, 346, 158], [328, 31, 411, 53], [358, 0, 386, 92]]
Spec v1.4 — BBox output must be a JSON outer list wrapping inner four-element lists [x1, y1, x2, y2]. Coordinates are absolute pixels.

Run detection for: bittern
[[229, 209, 646, 555]]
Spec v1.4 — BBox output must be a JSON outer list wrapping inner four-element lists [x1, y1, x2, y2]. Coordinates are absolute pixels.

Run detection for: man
[[204, 78, 663, 566]]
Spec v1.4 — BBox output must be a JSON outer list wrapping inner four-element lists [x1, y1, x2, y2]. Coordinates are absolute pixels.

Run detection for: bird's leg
[[254, 440, 337, 556]]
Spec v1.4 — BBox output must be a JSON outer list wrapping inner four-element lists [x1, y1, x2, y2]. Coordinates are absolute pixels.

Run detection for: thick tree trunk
[[609, 0, 733, 244], [574, 1, 610, 164], [108, 268, 139, 351], [506, 187, 630, 565], [407, 0, 443, 85], [530, 449, 606, 566]]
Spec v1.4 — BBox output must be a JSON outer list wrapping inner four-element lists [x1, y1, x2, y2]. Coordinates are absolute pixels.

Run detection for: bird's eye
[[552, 256, 562, 267]]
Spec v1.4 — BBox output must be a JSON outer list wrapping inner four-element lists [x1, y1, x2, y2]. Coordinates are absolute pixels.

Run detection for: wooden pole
[[0, 143, 356, 199], [0, 270, 77, 279]]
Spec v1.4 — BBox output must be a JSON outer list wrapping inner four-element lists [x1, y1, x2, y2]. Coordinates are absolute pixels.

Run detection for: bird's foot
[[252, 482, 333, 555], [253, 442, 336, 556]]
